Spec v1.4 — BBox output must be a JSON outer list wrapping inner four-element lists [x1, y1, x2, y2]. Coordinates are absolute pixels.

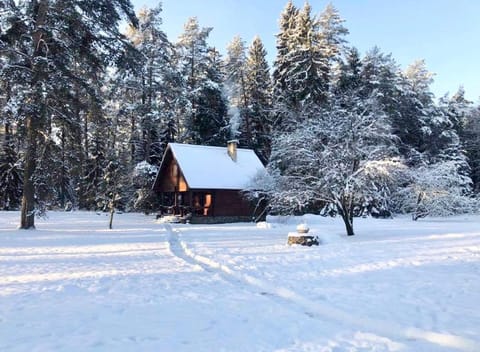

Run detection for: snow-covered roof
[[167, 143, 265, 190]]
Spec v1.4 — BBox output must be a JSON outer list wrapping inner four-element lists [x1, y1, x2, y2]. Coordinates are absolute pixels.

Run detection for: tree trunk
[[20, 0, 49, 229], [341, 211, 355, 236], [4, 81, 11, 138], [109, 207, 115, 230], [72, 68, 85, 209], [130, 112, 136, 161], [338, 200, 355, 236], [108, 179, 117, 229], [60, 123, 66, 208], [20, 115, 37, 229], [412, 192, 427, 221]]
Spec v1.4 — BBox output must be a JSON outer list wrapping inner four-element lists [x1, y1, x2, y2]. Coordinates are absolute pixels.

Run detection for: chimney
[[227, 140, 239, 162]]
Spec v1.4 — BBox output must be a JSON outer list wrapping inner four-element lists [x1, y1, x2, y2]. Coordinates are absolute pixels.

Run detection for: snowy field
[[0, 211, 479, 352]]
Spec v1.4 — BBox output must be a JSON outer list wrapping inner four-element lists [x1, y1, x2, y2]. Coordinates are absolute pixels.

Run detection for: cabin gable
[[154, 148, 188, 193]]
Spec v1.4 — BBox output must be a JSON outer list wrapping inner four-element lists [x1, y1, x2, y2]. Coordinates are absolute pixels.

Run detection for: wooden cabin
[[152, 141, 266, 223]]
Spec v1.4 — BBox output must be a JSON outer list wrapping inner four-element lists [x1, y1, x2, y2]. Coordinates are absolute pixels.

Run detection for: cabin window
[[204, 194, 212, 216], [193, 192, 213, 216]]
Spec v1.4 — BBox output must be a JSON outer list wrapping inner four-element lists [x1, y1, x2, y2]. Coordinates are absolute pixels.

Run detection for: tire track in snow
[[164, 224, 480, 352]]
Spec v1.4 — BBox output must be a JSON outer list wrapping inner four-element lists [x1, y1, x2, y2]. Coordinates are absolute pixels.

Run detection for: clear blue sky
[[131, 0, 480, 102]]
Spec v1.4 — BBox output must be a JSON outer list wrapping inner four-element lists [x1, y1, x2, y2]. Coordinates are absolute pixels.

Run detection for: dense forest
[[1, 1, 479, 232]]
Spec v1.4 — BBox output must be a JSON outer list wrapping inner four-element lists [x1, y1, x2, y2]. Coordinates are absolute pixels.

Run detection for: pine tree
[[402, 61, 465, 164], [272, 2, 349, 130], [386, 58, 428, 162], [124, 4, 179, 165], [0, 0, 138, 229], [194, 47, 229, 146], [463, 104, 480, 192], [0, 74, 23, 210], [245, 36, 272, 163], [176, 18, 228, 146], [317, 3, 349, 69], [83, 110, 109, 210], [286, 2, 329, 117], [335, 47, 363, 95], [272, 0, 299, 130], [440, 86, 472, 140], [0, 135, 23, 210], [390, 62, 475, 218], [69, 62, 107, 210], [359, 48, 405, 155]]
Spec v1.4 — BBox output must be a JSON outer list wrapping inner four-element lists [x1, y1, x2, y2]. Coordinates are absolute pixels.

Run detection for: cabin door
[[193, 192, 213, 216]]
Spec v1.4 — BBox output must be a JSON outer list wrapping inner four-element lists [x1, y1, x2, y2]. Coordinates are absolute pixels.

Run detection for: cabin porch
[[155, 189, 257, 224], [156, 190, 214, 218]]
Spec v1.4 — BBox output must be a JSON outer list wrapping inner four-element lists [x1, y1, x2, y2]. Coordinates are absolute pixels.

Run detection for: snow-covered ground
[[1, 211, 479, 352]]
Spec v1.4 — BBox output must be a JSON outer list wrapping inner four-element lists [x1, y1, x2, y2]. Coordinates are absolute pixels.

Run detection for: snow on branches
[[396, 160, 478, 220], [265, 93, 402, 235]]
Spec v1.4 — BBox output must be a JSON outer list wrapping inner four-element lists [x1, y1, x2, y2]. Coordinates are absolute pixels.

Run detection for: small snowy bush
[[393, 160, 478, 220]]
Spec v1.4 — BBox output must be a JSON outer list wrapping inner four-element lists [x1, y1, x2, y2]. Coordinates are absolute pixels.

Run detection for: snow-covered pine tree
[[439, 86, 472, 144], [444, 88, 480, 195], [390, 62, 476, 218], [403, 62, 465, 164], [176, 18, 228, 146], [106, 60, 142, 165], [124, 4, 179, 165], [36, 73, 83, 210], [69, 61, 111, 210], [0, 76, 23, 210], [335, 47, 363, 95], [245, 36, 273, 163], [176, 17, 211, 143], [395, 61, 431, 153], [224, 34, 273, 162], [285, 2, 329, 119], [272, 0, 299, 130], [272, 2, 349, 130], [83, 104, 109, 210], [0, 132, 23, 210], [463, 103, 480, 193], [317, 3, 349, 70], [359, 48, 399, 98], [0, 0, 138, 229], [194, 47, 229, 146], [358, 47, 412, 159]]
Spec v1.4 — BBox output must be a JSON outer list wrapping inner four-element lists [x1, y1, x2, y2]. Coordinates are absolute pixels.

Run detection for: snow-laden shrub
[[392, 160, 478, 220], [133, 161, 159, 188], [132, 161, 159, 213]]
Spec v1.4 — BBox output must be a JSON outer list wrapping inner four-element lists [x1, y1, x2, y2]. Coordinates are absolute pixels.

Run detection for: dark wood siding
[[213, 190, 252, 217], [154, 151, 188, 192]]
